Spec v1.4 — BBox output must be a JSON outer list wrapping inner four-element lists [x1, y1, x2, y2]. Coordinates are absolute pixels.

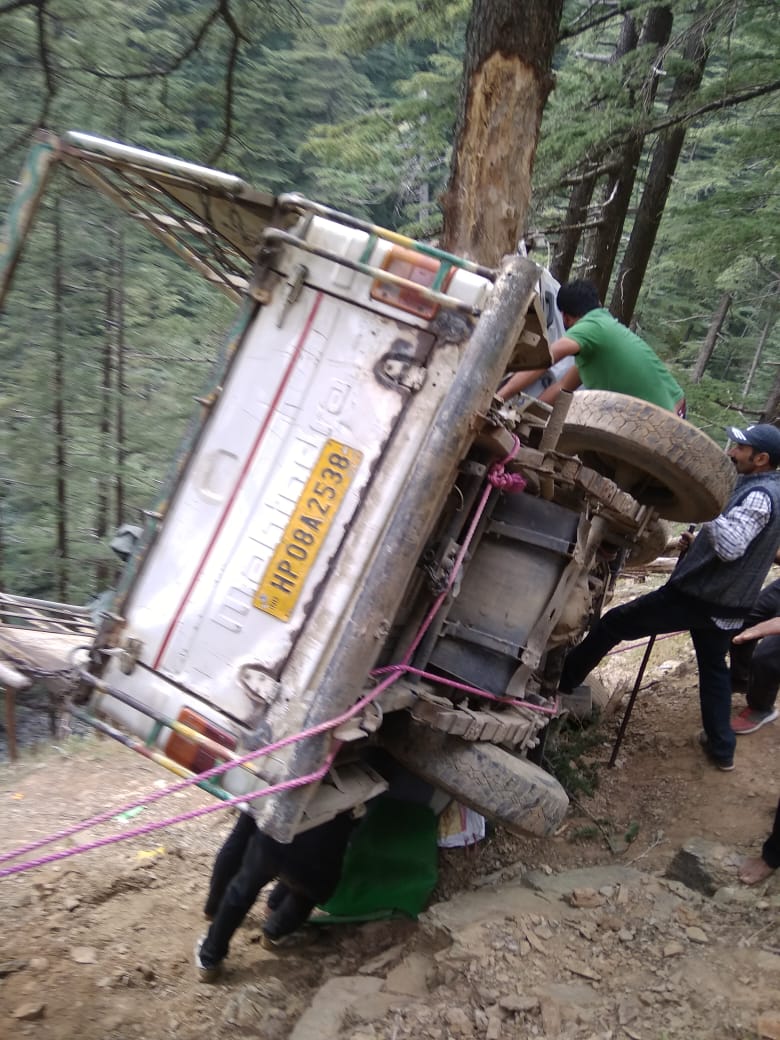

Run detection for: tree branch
[[574, 51, 614, 63], [0, 0, 38, 13], [713, 400, 766, 416], [35, 0, 55, 99], [559, 1, 644, 42], [2, 0, 55, 155], [542, 217, 605, 235], [650, 78, 780, 134], [77, 5, 222, 81], [207, 0, 244, 163], [560, 155, 621, 186], [554, 77, 780, 191]]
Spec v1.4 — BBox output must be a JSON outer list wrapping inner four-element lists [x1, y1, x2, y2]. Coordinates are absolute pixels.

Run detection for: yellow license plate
[[254, 439, 363, 621]]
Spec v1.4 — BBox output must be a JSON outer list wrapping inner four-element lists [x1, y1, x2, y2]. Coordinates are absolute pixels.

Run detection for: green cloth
[[567, 308, 684, 411], [316, 797, 438, 922]]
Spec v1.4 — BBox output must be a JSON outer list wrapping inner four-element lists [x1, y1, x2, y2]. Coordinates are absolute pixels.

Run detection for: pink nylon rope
[[1, 434, 546, 878]]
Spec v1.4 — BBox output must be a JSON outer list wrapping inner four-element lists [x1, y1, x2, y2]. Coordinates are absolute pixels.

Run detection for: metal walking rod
[[608, 634, 656, 767], [608, 524, 695, 767]]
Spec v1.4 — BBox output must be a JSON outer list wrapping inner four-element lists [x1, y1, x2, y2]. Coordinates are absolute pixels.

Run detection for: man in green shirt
[[498, 280, 686, 415]]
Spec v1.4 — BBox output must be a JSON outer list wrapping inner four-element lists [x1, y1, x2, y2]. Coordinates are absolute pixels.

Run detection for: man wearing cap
[[559, 422, 780, 771]]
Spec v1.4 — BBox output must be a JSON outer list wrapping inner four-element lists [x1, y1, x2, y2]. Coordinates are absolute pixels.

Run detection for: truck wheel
[[558, 391, 734, 522], [379, 720, 568, 837]]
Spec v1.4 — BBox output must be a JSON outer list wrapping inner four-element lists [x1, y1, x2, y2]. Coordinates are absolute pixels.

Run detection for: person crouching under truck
[[195, 808, 358, 982]]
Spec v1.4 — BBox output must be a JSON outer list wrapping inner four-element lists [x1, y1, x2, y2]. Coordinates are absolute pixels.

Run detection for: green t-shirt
[[567, 308, 683, 411]]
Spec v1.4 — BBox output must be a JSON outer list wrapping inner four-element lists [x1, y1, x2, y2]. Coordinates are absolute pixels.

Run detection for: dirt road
[[1, 598, 779, 1040]]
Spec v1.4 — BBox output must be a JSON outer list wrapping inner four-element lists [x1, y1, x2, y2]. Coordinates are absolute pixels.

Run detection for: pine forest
[[0, 0, 778, 604]]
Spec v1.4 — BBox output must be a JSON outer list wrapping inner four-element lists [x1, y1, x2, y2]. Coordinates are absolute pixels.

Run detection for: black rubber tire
[[558, 391, 735, 522], [379, 720, 568, 838]]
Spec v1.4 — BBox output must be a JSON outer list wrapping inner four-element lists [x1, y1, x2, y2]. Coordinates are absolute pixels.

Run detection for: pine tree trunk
[[95, 275, 114, 589], [692, 291, 732, 383], [742, 311, 774, 399], [441, 0, 564, 265], [763, 367, 780, 423], [581, 6, 673, 300], [53, 199, 69, 601], [610, 25, 709, 324], [0, 490, 5, 594], [550, 171, 598, 283], [115, 231, 126, 524]]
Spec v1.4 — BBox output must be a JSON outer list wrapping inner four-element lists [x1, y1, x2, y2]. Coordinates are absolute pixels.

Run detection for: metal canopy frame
[[59, 131, 298, 302], [0, 129, 297, 308]]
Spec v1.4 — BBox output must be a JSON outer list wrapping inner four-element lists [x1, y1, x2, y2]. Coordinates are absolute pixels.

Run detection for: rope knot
[[488, 434, 526, 493]]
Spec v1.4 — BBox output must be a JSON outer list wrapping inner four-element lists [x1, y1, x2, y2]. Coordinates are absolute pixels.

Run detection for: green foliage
[[304, 47, 463, 232], [533, 0, 779, 428], [542, 715, 604, 798], [338, 0, 469, 50], [0, 0, 778, 601]]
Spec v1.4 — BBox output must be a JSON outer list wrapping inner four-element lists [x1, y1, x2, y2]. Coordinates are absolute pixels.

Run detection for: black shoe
[[195, 935, 223, 983], [697, 731, 735, 772]]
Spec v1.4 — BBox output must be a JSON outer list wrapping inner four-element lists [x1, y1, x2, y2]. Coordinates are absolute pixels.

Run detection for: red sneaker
[[731, 706, 779, 735]]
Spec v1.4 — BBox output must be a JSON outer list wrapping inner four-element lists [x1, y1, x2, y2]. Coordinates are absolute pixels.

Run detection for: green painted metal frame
[[0, 131, 59, 310], [76, 668, 269, 800]]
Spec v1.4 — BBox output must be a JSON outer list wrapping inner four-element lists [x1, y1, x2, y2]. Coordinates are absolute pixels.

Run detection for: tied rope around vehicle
[[1, 434, 555, 879]]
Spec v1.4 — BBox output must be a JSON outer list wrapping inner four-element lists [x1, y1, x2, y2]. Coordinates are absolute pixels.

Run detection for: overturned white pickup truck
[[0, 132, 735, 842]]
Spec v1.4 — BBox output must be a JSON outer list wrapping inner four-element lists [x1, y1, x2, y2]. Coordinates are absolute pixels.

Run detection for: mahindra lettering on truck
[[0, 131, 735, 846]]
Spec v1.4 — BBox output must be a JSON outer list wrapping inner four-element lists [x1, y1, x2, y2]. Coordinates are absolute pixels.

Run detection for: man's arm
[[496, 366, 548, 402], [733, 617, 780, 643], [549, 336, 582, 364], [496, 336, 581, 402], [538, 360, 583, 406], [705, 490, 772, 561]]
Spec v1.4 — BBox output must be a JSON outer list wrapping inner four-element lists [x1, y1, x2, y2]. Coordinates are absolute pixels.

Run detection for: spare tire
[[558, 391, 735, 521], [379, 719, 568, 838]]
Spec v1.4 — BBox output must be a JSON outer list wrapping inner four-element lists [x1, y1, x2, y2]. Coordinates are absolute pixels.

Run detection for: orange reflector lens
[[370, 246, 453, 319], [165, 708, 236, 776]]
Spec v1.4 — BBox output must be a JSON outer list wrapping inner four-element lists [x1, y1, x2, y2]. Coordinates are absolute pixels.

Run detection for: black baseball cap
[[726, 423, 780, 466]]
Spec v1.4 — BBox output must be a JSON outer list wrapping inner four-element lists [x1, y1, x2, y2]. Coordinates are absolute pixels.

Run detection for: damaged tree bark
[[441, 0, 564, 266]]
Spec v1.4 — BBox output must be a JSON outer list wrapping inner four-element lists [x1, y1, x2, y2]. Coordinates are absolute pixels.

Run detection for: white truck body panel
[[105, 217, 493, 734]]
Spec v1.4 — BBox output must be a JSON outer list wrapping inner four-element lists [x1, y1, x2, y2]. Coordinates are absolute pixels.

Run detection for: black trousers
[[763, 798, 780, 870], [730, 577, 780, 713], [200, 810, 353, 967], [561, 582, 737, 763], [200, 813, 286, 967]]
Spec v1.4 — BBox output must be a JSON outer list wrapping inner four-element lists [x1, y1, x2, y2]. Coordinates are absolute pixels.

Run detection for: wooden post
[[0, 662, 32, 763]]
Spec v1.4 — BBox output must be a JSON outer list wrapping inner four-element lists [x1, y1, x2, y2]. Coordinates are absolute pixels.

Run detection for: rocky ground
[[1, 571, 779, 1040]]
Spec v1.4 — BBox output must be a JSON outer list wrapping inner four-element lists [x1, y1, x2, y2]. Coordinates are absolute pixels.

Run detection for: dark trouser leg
[[762, 798, 780, 870], [690, 625, 736, 762], [266, 880, 288, 912], [560, 584, 698, 692], [200, 829, 276, 966], [263, 890, 317, 940], [203, 812, 256, 919], [746, 635, 780, 714], [730, 579, 780, 693]]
